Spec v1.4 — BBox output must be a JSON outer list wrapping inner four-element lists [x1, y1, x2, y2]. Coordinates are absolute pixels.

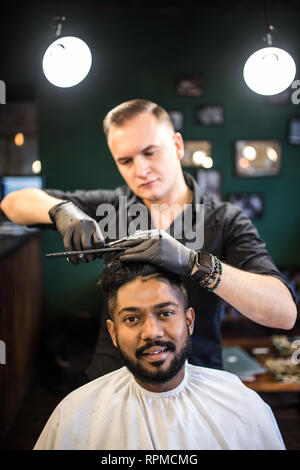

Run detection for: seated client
[[34, 260, 285, 450]]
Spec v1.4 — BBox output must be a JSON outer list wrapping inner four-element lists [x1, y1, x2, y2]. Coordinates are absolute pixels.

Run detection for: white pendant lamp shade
[[42, 36, 92, 88], [243, 46, 296, 95]]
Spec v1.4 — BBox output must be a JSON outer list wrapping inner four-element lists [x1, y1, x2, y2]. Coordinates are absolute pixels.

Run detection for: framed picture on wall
[[175, 75, 203, 97], [288, 118, 300, 145], [197, 168, 222, 200], [235, 140, 281, 177], [227, 192, 264, 220], [196, 105, 224, 126], [182, 140, 212, 167], [167, 110, 183, 132]]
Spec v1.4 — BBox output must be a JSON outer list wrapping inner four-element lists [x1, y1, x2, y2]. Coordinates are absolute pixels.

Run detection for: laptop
[[1, 175, 44, 201], [222, 346, 266, 378], [0, 175, 44, 233]]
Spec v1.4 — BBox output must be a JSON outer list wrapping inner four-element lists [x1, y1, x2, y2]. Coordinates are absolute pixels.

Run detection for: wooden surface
[[222, 337, 300, 393], [0, 234, 43, 436]]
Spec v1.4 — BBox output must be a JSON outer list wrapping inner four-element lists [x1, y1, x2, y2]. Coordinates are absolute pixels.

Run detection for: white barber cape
[[34, 363, 285, 450]]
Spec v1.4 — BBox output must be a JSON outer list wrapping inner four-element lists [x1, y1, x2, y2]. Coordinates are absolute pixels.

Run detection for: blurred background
[[0, 0, 299, 450]]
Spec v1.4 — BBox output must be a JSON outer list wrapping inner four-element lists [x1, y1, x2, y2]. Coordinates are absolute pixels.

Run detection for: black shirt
[[45, 173, 294, 378]]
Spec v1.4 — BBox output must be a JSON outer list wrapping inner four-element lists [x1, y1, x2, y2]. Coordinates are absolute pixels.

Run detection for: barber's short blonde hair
[[103, 99, 175, 137]]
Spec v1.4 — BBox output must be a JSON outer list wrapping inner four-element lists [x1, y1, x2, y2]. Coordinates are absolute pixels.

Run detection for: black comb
[[45, 247, 125, 258]]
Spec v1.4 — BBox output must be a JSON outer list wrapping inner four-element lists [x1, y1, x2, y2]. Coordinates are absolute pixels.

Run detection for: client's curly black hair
[[98, 258, 188, 318]]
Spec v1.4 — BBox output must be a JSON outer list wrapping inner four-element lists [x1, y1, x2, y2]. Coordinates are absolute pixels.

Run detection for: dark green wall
[[3, 4, 300, 319]]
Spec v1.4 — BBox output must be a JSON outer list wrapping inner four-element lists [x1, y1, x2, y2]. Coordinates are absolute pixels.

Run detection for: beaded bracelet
[[198, 254, 219, 289], [207, 260, 223, 292]]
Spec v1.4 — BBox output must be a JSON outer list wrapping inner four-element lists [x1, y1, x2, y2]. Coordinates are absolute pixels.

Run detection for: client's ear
[[106, 319, 118, 348], [185, 307, 195, 335]]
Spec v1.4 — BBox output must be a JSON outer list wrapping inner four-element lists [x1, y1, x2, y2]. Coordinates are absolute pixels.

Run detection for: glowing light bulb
[[239, 157, 250, 169], [42, 36, 92, 88], [192, 151, 206, 166], [32, 160, 42, 174], [266, 147, 278, 162], [243, 47, 296, 95], [14, 133, 24, 146], [202, 156, 213, 169], [243, 146, 257, 161]]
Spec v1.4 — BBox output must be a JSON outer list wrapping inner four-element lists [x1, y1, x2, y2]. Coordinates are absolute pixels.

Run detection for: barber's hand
[[113, 229, 197, 277], [49, 201, 105, 265]]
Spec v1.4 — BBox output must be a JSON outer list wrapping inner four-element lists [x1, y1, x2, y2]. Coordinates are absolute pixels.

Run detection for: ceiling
[[0, 0, 299, 15]]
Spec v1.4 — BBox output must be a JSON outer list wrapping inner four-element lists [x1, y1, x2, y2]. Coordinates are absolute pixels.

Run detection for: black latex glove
[[112, 229, 197, 277], [49, 201, 105, 265]]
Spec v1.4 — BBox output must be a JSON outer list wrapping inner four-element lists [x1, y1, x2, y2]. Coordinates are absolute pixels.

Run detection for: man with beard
[[34, 259, 285, 450]]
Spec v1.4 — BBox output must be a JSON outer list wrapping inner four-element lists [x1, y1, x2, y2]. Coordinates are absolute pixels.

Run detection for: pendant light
[[42, 16, 92, 88], [243, 5, 296, 96]]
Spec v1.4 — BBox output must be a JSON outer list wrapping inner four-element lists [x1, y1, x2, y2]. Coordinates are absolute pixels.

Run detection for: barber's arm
[[114, 230, 297, 330], [0, 188, 63, 224], [209, 262, 296, 330], [0, 188, 105, 265]]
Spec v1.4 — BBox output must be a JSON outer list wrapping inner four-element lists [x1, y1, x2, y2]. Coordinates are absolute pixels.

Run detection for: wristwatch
[[190, 251, 213, 281]]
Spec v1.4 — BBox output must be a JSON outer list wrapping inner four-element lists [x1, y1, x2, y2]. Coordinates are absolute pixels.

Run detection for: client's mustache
[[136, 340, 176, 358]]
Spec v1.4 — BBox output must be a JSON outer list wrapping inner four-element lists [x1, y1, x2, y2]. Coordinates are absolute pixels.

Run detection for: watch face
[[199, 252, 211, 269]]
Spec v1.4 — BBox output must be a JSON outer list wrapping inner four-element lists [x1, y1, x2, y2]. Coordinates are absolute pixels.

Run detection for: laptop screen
[[1, 175, 44, 200]]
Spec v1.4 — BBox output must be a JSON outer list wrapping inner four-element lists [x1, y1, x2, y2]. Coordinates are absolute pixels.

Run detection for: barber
[[1, 99, 296, 378]]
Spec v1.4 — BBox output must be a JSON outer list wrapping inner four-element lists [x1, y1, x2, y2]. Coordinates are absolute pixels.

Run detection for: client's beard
[[116, 327, 192, 385]]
